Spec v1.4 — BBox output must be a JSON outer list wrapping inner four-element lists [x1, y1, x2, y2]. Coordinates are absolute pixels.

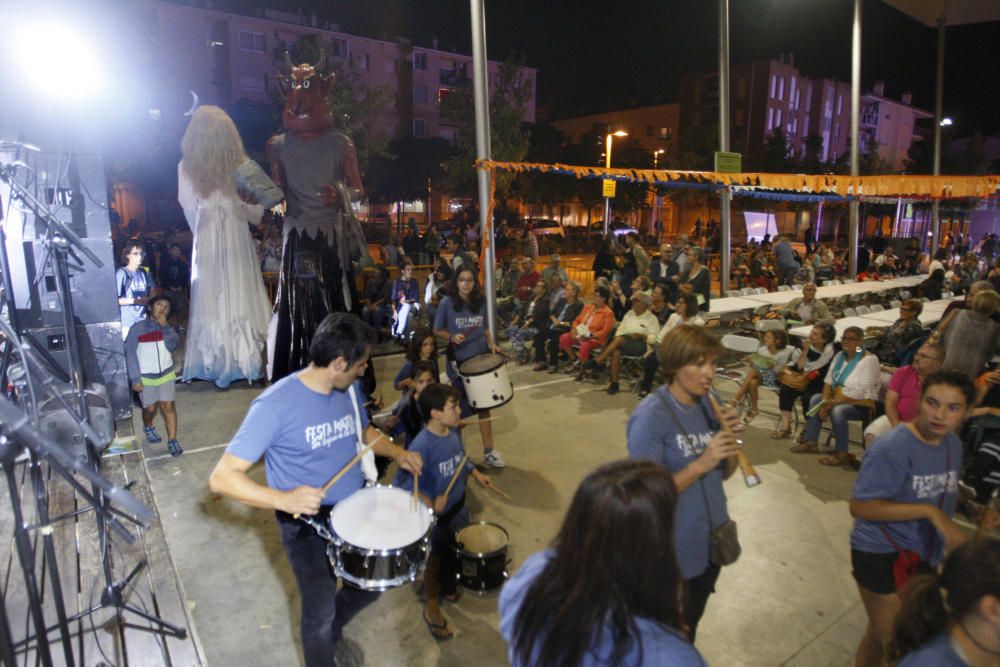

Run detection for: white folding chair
[[755, 319, 787, 334], [777, 285, 791, 292], [920, 297, 930, 303], [740, 287, 755, 296], [869, 304, 884, 312], [889, 299, 901, 309], [855, 305, 871, 315], [754, 287, 768, 295], [942, 291, 953, 299], [842, 278, 856, 284], [726, 290, 741, 297], [792, 284, 803, 290], [842, 306, 857, 317]]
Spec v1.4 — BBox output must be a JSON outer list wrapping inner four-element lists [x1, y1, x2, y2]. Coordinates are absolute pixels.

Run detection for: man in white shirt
[[584, 291, 659, 395]]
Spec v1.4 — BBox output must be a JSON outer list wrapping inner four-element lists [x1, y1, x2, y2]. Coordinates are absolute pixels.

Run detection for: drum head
[[330, 486, 433, 550], [456, 522, 509, 556], [459, 353, 505, 376]]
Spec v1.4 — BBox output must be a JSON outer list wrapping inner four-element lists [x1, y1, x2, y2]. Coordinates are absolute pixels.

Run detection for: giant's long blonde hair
[[180, 105, 247, 198]]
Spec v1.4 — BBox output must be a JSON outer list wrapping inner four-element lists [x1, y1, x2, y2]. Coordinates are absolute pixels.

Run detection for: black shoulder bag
[[655, 390, 742, 567]]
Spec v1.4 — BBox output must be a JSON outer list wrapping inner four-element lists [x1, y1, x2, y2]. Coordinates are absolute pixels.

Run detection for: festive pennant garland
[[475, 160, 1000, 200]]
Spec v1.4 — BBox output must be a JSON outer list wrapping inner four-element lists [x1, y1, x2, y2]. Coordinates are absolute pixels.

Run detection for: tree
[[366, 137, 452, 227], [439, 54, 533, 197], [800, 135, 825, 174], [756, 128, 794, 173]]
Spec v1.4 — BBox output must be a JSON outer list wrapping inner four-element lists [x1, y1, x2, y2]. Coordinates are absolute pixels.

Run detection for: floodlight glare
[[13, 23, 105, 100], [939, 117, 953, 127]]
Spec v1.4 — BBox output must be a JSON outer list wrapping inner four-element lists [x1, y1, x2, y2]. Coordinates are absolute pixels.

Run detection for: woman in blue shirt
[[627, 325, 745, 641], [889, 537, 1000, 666], [499, 459, 706, 667], [849, 371, 977, 667]]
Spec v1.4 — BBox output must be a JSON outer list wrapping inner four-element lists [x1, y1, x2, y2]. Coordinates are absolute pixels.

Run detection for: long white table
[[863, 297, 959, 327], [789, 315, 887, 340], [706, 296, 770, 317]]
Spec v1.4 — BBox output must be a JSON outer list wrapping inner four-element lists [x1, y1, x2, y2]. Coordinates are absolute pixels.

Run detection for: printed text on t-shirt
[[304, 415, 356, 450], [676, 433, 712, 457], [454, 315, 484, 330], [912, 471, 958, 499]]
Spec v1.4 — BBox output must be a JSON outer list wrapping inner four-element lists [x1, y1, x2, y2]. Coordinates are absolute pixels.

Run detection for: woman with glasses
[[791, 326, 882, 467], [870, 299, 925, 365], [116, 241, 156, 340]]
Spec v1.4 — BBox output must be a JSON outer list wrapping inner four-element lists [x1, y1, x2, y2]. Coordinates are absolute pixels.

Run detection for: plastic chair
[[869, 304, 884, 312], [941, 291, 953, 299], [740, 287, 756, 296], [792, 284, 803, 291], [842, 278, 856, 284], [889, 299, 901, 309], [754, 287, 768, 295], [777, 285, 791, 292], [755, 319, 787, 333], [726, 290, 741, 298], [920, 297, 930, 303], [855, 305, 871, 315], [841, 307, 857, 317]]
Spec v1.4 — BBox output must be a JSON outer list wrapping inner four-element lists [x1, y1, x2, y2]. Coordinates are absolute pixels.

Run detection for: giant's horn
[[283, 51, 294, 70], [313, 50, 326, 73]]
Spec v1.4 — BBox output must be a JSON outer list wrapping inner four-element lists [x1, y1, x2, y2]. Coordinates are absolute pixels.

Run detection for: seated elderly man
[[862, 342, 943, 448], [540, 254, 568, 287], [790, 326, 882, 467], [584, 291, 659, 395], [498, 257, 539, 323], [779, 282, 834, 325]]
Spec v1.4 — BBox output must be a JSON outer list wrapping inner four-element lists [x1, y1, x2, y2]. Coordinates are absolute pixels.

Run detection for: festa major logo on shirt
[[454, 315, 484, 330], [912, 470, 958, 500], [438, 452, 464, 480], [676, 432, 712, 458], [304, 414, 356, 451]]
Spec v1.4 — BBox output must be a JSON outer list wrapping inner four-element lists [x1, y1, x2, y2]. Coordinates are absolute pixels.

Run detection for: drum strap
[[348, 384, 378, 485]]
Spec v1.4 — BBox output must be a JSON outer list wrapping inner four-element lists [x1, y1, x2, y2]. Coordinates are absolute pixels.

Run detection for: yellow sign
[[714, 151, 742, 173], [602, 179, 617, 197]]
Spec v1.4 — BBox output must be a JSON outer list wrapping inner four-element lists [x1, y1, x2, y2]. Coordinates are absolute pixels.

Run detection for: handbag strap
[[653, 389, 719, 528]]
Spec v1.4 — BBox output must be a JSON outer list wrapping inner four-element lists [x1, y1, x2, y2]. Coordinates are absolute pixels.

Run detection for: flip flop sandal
[[790, 442, 820, 454], [423, 609, 454, 640], [742, 409, 758, 424]]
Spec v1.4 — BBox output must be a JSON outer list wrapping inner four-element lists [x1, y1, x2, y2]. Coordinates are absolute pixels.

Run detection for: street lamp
[[602, 129, 628, 235], [653, 149, 665, 168], [939, 117, 953, 127]]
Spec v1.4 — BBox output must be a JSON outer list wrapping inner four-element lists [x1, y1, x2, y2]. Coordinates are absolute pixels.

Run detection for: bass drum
[[458, 353, 514, 410], [455, 521, 510, 594]]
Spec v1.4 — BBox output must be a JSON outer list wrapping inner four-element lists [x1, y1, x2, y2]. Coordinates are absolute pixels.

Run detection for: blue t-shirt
[[898, 633, 969, 667], [392, 358, 441, 392], [434, 296, 489, 368], [227, 374, 369, 506], [393, 427, 472, 513], [116, 267, 154, 337], [627, 388, 730, 580], [850, 424, 961, 564], [499, 550, 707, 667]]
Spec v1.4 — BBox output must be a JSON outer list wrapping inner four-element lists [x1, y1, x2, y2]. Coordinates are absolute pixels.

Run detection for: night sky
[[211, 0, 998, 133]]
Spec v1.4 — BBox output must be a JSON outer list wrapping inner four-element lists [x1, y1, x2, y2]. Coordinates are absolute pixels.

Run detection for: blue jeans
[[802, 393, 868, 453], [277, 511, 379, 666]]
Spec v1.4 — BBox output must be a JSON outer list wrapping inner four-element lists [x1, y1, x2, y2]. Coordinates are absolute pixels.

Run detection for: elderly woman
[[675, 246, 711, 312], [870, 299, 925, 365], [932, 289, 1000, 377], [506, 281, 550, 365], [772, 322, 836, 439], [558, 285, 615, 373], [780, 283, 834, 325], [791, 326, 882, 467], [534, 280, 584, 372]]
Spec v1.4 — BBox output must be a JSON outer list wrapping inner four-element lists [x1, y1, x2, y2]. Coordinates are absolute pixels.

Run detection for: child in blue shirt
[[384, 360, 436, 446], [393, 382, 493, 640]]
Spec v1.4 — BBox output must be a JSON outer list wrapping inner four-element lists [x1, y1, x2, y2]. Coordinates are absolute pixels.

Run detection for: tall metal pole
[[603, 133, 613, 236], [848, 0, 861, 277], [930, 14, 946, 256], [718, 0, 731, 296], [470, 0, 496, 336]]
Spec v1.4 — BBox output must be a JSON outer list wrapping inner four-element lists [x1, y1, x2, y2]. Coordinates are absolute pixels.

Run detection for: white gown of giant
[[178, 162, 271, 389]]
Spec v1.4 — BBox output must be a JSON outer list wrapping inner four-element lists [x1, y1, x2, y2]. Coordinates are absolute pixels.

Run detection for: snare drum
[[327, 486, 434, 591], [458, 353, 514, 410], [454, 522, 510, 593]]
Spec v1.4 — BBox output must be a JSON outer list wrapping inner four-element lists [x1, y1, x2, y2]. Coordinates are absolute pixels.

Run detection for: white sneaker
[[483, 450, 506, 468]]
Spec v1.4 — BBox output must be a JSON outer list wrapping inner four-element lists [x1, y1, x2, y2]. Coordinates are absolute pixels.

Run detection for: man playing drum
[[209, 313, 423, 666]]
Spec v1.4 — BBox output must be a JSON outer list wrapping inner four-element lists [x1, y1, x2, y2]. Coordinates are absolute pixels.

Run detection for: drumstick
[[293, 433, 384, 519], [488, 484, 513, 501], [708, 394, 761, 488], [442, 454, 469, 501]]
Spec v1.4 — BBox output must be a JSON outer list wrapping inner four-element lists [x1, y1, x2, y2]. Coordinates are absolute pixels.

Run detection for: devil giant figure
[[266, 52, 369, 380]]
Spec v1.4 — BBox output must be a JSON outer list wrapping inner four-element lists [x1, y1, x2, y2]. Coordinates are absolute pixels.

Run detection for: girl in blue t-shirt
[[433, 268, 505, 468], [889, 537, 1000, 666], [392, 329, 440, 394], [499, 459, 707, 667], [849, 371, 979, 667]]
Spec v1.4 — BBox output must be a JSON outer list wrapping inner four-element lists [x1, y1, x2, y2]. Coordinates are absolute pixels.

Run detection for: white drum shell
[[459, 355, 514, 410]]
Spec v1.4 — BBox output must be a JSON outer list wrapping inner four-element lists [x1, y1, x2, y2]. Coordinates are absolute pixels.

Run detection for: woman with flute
[[627, 325, 745, 641]]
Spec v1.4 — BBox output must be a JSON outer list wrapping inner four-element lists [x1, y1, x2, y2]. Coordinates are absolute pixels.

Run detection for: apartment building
[[679, 56, 927, 170], [551, 104, 680, 164], [133, 1, 536, 148]]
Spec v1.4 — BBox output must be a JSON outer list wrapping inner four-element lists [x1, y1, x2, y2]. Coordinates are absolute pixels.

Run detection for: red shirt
[[887, 365, 921, 423], [515, 270, 540, 302]]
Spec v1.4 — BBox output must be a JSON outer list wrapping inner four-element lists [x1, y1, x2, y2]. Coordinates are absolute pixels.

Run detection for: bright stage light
[[13, 23, 106, 100]]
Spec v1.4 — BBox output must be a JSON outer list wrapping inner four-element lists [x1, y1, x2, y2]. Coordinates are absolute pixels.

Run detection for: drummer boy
[[209, 313, 422, 666], [393, 382, 493, 640]]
